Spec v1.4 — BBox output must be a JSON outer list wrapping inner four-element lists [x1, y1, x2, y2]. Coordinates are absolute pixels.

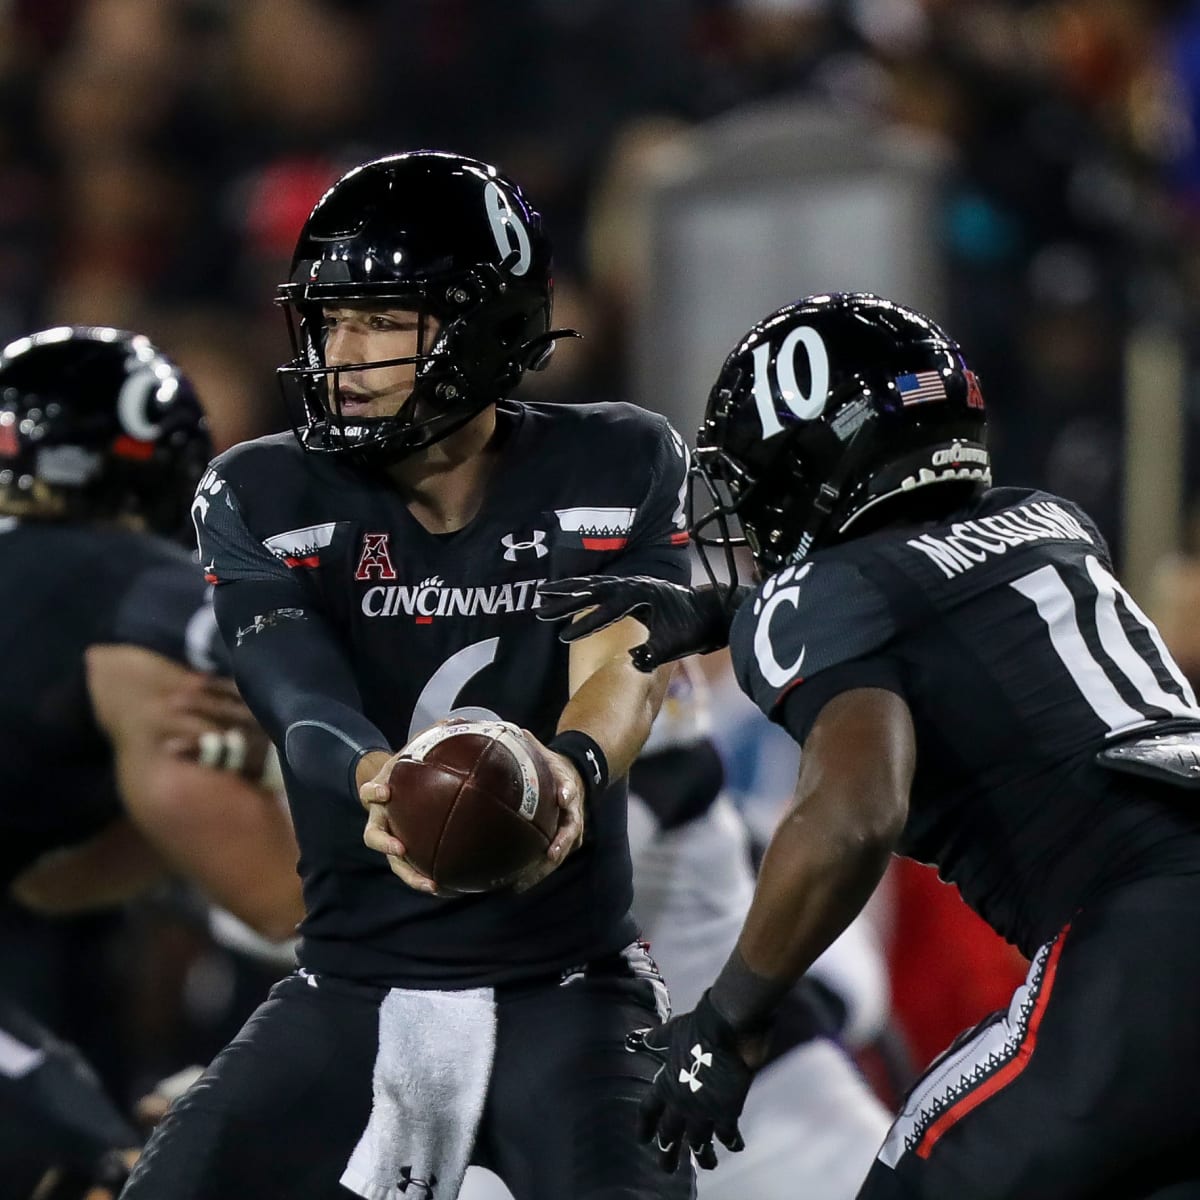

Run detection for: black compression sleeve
[[213, 581, 390, 801]]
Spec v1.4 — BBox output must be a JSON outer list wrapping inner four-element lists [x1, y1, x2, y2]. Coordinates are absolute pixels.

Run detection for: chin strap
[[776, 411, 881, 569], [515, 327, 582, 375]]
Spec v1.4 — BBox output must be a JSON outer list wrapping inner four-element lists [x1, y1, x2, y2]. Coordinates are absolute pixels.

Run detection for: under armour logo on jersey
[[355, 532, 397, 581], [679, 1043, 713, 1092], [398, 1165, 438, 1196], [501, 530, 548, 562]]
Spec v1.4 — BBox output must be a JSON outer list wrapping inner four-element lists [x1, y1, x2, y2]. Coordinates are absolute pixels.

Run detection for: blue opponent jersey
[[730, 487, 1200, 954], [193, 399, 691, 987]]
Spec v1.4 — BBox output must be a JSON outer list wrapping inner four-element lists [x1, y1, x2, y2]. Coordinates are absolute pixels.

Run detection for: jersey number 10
[[1011, 555, 1199, 735]]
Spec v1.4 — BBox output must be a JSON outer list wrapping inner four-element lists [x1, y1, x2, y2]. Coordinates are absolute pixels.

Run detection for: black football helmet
[[277, 150, 571, 462], [0, 326, 210, 537], [691, 293, 989, 579]]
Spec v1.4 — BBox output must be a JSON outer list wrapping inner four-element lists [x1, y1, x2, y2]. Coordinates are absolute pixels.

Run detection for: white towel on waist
[[341, 986, 497, 1200]]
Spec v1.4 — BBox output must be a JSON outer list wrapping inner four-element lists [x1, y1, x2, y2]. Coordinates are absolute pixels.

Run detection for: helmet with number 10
[[690, 292, 990, 578], [277, 150, 569, 462]]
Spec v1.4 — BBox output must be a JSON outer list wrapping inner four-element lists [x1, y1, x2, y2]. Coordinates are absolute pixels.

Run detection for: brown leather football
[[384, 719, 559, 893]]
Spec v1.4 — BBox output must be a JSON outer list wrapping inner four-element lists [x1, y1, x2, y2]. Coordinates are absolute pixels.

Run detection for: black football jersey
[[0, 517, 218, 886], [730, 487, 1200, 955], [193, 399, 691, 987]]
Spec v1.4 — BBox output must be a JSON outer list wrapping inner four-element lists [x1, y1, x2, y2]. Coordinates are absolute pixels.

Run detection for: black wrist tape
[[548, 730, 609, 803], [708, 947, 791, 1033]]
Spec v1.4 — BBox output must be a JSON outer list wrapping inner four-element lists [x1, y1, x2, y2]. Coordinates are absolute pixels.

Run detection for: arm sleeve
[[605, 418, 691, 585], [194, 468, 390, 802]]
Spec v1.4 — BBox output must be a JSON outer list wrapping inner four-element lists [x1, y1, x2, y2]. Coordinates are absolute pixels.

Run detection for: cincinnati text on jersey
[[360, 576, 545, 622]]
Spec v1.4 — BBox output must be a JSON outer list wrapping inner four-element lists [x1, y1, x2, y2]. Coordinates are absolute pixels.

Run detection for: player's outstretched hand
[[536, 577, 748, 671], [357, 750, 440, 896], [160, 673, 272, 780], [628, 991, 759, 1174], [510, 729, 585, 893]]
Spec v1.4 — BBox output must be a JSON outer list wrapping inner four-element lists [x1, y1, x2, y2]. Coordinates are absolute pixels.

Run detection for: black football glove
[[535, 577, 750, 672], [627, 991, 758, 1173]]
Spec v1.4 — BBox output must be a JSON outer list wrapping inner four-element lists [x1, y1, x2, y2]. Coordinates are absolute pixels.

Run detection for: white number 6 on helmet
[[483, 180, 532, 277], [750, 326, 830, 440]]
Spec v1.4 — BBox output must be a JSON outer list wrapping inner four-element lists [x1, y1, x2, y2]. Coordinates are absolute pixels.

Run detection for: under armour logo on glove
[[398, 1165, 438, 1196], [679, 1044, 713, 1092], [629, 991, 756, 1174], [501, 530, 548, 562]]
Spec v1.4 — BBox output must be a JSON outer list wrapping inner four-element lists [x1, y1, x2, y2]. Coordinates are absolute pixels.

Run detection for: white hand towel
[[341, 986, 497, 1200]]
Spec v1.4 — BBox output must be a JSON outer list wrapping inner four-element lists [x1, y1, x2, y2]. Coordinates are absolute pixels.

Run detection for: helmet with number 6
[[0, 326, 210, 536], [691, 293, 989, 577], [277, 150, 569, 462]]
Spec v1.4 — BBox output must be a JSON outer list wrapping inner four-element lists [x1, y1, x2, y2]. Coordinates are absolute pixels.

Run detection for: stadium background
[[3, 0, 1200, 1122]]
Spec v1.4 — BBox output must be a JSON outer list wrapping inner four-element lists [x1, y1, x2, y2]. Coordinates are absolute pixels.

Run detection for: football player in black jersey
[[0, 327, 305, 1199], [123, 152, 696, 1200], [539, 293, 1200, 1199]]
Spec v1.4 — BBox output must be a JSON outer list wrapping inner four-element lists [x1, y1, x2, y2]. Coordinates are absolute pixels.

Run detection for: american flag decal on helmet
[[554, 506, 637, 551], [896, 371, 947, 406]]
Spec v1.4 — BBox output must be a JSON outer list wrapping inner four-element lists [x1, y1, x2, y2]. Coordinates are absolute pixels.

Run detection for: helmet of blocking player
[[276, 150, 570, 461], [690, 293, 989, 579], [0, 326, 211, 537]]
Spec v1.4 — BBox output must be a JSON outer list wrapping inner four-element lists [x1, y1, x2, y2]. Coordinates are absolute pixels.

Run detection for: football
[[384, 719, 560, 893]]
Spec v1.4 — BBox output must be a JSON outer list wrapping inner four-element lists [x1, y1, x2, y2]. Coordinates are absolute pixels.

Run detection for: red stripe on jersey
[[204, 572, 218, 583], [282, 555, 321, 569], [112, 435, 156, 461], [773, 677, 806, 712], [915, 926, 1069, 1159], [582, 537, 628, 551], [415, 616, 434, 625], [669, 531, 690, 545]]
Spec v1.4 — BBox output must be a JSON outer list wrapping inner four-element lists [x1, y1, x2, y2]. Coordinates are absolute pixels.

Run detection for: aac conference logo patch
[[355, 532, 397, 581]]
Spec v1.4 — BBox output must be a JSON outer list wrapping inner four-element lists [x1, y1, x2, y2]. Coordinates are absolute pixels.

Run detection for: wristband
[[548, 730, 609, 803], [708, 947, 791, 1033]]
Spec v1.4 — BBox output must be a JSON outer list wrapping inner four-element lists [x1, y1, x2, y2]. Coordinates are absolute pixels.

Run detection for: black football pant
[[121, 952, 696, 1200], [0, 995, 138, 1197], [857, 873, 1200, 1200]]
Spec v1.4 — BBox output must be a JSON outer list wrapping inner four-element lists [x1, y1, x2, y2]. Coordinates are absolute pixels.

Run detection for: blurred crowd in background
[[4, 0, 1200, 1124]]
